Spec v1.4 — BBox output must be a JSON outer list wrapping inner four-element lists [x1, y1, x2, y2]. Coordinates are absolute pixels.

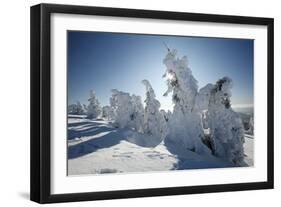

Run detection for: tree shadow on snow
[[68, 115, 86, 119], [68, 125, 114, 140], [164, 138, 233, 170], [124, 131, 163, 148], [68, 129, 127, 159], [68, 121, 103, 128]]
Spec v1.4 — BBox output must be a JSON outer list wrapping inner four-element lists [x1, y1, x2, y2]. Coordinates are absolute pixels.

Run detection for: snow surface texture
[[67, 116, 253, 175], [68, 49, 254, 175]]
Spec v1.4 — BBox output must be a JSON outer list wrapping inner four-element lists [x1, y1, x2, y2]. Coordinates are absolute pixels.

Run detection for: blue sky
[[67, 31, 253, 111]]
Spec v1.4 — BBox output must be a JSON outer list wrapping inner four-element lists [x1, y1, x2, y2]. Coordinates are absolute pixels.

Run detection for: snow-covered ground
[[244, 134, 254, 166], [68, 116, 253, 176]]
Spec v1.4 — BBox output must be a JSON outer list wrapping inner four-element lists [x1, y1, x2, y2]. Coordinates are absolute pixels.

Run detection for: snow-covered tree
[[83, 104, 87, 113], [77, 101, 84, 114], [162, 49, 211, 155], [85, 90, 102, 119], [101, 106, 111, 120], [109, 90, 145, 131], [207, 77, 245, 166], [67, 104, 76, 114], [68, 101, 84, 115], [163, 49, 198, 111], [130, 95, 145, 133], [142, 80, 167, 143], [110, 89, 134, 128]]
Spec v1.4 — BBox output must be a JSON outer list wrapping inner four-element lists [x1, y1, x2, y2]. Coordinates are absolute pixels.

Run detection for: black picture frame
[[30, 3, 274, 204]]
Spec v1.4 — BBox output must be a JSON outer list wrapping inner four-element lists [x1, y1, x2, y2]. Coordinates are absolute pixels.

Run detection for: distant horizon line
[[68, 100, 253, 111], [232, 104, 253, 108]]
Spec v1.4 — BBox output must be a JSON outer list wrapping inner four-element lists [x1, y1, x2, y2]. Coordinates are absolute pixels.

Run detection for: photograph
[[67, 31, 254, 176]]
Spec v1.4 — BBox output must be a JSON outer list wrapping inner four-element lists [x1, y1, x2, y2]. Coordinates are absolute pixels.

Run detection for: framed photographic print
[[30, 3, 274, 203]]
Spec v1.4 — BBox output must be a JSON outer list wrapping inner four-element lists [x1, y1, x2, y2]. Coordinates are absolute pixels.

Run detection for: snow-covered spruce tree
[[101, 106, 111, 120], [162, 49, 211, 155], [130, 95, 145, 133], [142, 80, 167, 143], [86, 90, 102, 119], [83, 104, 87, 113], [110, 89, 134, 128], [67, 104, 76, 114], [208, 77, 245, 166], [67, 101, 84, 115], [76, 101, 84, 115]]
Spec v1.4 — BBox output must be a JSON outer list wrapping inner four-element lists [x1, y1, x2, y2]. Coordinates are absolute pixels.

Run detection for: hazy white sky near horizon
[[67, 31, 254, 111]]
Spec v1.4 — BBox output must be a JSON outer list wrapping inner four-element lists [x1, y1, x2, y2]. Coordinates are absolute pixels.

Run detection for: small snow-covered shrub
[[85, 90, 102, 119], [110, 90, 145, 131], [68, 101, 84, 115], [101, 106, 111, 120], [142, 80, 167, 142], [110, 89, 134, 128]]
